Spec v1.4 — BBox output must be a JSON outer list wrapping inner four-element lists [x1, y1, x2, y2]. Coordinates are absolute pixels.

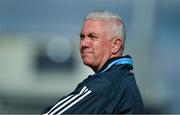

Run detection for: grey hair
[[84, 10, 126, 43]]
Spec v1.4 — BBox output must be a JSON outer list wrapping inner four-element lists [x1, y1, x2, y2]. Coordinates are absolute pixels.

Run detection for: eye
[[88, 33, 98, 40], [80, 33, 85, 40]]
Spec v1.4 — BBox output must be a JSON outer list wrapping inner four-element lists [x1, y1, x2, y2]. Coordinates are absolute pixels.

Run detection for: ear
[[111, 38, 122, 54]]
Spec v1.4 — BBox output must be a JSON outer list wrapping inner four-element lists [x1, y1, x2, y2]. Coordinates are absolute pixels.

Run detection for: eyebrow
[[79, 32, 99, 38], [80, 32, 97, 35]]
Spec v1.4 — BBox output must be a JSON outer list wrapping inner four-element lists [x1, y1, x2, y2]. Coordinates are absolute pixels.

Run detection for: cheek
[[94, 40, 110, 53]]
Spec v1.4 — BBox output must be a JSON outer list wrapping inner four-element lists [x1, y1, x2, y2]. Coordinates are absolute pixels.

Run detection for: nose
[[80, 36, 91, 48]]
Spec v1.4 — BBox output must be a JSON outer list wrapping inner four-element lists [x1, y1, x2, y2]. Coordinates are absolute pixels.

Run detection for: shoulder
[[120, 76, 140, 95], [114, 75, 143, 109], [102, 65, 134, 89], [104, 69, 140, 99]]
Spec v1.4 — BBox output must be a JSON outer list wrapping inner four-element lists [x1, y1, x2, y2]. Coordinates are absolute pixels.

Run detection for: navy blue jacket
[[42, 55, 144, 114]]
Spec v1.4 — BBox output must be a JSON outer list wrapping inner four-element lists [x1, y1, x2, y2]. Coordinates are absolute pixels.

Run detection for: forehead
[[81, 20, 109, 34]]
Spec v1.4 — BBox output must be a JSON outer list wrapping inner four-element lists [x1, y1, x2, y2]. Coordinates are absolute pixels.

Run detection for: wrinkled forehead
[[81, 20, 109, 34]]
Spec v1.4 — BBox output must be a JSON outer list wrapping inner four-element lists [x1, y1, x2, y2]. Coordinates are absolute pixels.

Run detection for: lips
[[82, 51, 92, 53], [81, 51, 92, 57], [81, 49, 92, 53]]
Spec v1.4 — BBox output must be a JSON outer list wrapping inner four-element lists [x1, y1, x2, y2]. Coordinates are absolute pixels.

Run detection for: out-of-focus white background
[[0, 0, 180, 113]]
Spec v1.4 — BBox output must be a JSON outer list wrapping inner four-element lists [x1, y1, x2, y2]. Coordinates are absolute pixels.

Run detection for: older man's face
[[80, 20, 112, 72]]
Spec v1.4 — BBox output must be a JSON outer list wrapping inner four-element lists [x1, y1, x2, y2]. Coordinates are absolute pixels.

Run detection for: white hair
[[84, 10, 126, 43]]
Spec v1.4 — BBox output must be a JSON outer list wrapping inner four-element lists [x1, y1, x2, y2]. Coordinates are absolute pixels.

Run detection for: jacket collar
[[95, 55, 133, 74]]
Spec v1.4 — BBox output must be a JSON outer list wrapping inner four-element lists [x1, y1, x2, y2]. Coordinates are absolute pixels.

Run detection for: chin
[[82, 58, 92, 66], [83, 60, 91, 66]]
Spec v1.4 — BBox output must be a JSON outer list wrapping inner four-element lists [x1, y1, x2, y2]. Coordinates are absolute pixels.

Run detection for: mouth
[[81, 49, 92, 53], [82, 51, 92, 53], [81, 52, 92, 57]]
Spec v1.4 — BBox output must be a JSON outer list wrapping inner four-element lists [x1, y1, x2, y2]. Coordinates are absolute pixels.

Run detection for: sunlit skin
[[80, 20, 122, 72]]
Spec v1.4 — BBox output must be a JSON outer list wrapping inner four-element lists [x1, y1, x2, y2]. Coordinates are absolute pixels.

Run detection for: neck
[[110, 53, 122, 59], [92, 54, 122, 72], [91, 61, 107, 72]]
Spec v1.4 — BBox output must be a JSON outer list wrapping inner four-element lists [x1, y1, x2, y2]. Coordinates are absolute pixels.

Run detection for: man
[[42, 10, 144, 114]]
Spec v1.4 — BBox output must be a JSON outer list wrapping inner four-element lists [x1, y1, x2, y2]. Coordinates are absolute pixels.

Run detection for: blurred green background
[[0, 0, 180, 113]]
